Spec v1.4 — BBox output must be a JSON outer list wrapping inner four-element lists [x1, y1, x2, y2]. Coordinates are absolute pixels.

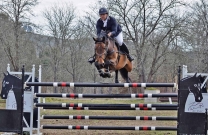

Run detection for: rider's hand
[[107, 32, 112, 37]]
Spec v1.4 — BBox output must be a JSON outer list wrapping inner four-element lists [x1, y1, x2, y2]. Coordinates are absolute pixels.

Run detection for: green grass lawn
[[0, 99, 5, 108]]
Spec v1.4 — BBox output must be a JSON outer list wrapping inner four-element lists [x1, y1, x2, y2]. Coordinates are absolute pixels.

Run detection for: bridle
[[94, 36, 117, 68], [95, 40, 109, 61]]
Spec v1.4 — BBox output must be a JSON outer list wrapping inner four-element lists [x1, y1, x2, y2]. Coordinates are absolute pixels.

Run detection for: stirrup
[[88, 57, 95, 64]]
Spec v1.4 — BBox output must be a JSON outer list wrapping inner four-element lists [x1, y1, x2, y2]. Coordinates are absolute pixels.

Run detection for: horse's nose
[[98, 62, 105, 68], [101, 63, 105, 67], [95, 61, 104, 67]]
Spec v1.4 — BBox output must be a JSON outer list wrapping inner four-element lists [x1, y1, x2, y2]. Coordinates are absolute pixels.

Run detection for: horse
[[93, 35, 133, 83], [1, 72, 39, 128], [178, 73, 207, 134]]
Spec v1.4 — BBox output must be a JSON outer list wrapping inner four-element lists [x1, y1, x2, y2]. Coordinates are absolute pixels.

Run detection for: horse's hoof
[[109, 73, 113, 78], [100, 73, 104, 77], [104, 73, 109, 78], [106, 72, 111, 78], [126, 79, 131, 83], [100, 73, 106, 78]]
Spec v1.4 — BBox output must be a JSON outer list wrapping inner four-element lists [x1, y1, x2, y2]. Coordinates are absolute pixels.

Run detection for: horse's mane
[[181, 73, 201, 82], [5, 73, 21, 80], [95, 35, 115, 42], [181, 76, 193, 81]]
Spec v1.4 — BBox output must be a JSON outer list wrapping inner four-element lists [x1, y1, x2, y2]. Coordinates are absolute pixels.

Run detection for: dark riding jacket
[[96, 16, 122, 38]]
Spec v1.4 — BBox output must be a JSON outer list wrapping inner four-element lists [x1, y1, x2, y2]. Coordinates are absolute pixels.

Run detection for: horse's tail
[[119, 68, 131, 83]]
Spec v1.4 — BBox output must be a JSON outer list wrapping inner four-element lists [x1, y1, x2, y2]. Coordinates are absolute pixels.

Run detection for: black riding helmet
[[99, 7, 108, 15]]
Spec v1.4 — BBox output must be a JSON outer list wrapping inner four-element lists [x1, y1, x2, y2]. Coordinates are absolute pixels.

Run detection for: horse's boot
[[120, 43, 134, 62], [88, 55, 95, 64]]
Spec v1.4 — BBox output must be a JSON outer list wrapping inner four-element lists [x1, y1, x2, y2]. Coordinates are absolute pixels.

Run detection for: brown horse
[[93, 36, 133, 83]]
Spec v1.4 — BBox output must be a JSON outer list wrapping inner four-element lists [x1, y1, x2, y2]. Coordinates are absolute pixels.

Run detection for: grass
[[0, 99, 5, 108], [145, 87, 160, 90]]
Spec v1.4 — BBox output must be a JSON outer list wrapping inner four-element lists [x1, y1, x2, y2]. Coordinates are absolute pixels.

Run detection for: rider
[[88, 7, 134, 64]]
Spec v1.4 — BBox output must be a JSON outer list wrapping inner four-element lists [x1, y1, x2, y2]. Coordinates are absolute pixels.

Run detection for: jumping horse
[[93, 34, 133, 83]]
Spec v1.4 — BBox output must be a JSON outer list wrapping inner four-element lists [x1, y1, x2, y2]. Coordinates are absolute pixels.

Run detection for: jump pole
[[26, 82, 177, 88], [20, 66, 25, 135], [34, 103, 178, 108], [35, 93, 178, 98], [177, 66, 181, 134], [42, 107, 178, 110], [42, 115, 177, 121], [41, 125, 177, 131]]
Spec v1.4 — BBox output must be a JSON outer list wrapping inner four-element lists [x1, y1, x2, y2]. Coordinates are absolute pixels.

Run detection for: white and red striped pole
[[35, 93, 177, 98], [42, 106, 177, 111], [42, 115, 177, 121], [26, 82, 177, 88], [41, 125, 177, 131], [35, 103, 178, 108]]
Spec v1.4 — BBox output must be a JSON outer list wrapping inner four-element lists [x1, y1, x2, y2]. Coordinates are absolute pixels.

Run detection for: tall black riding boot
[[120, 43, 134, 62]]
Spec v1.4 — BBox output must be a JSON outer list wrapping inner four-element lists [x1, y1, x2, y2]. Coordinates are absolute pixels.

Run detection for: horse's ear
[[194, 73, 197, 77], [93, 37, 97, 41], [198, 74, 201, 78], [3, 72, 6, 76], [7, 71, 10, 75]]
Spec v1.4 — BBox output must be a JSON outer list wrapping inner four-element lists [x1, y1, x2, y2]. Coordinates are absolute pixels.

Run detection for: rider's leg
[[120, 43, 134, 61], [115, 32, 134, 62]]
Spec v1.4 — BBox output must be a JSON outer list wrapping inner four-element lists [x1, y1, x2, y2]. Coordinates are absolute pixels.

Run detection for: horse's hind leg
[[115, 70, 119, 83], [119, 68, 131, 83], [126, 73, 131, 83]]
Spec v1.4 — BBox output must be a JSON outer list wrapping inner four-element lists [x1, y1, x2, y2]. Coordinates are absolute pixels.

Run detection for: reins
[[95, 36, 119, 63]]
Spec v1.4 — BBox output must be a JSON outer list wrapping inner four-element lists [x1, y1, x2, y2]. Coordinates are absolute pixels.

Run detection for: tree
[[0, 0, 38, 71], [182, 0, 208, 72], [62, 23, 92, 93], [42, 3, 76, 93]]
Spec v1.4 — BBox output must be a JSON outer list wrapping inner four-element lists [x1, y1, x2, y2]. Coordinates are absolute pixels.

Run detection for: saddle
[[106, 39, 126, 63], [100, 31, 126, 55]]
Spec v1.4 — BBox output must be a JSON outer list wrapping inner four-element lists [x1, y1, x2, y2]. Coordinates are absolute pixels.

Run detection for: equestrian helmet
[[99, 7, 108, 15]]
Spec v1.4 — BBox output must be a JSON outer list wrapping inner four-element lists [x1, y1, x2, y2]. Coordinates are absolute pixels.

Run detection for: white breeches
[[115, 32, 123, 46]]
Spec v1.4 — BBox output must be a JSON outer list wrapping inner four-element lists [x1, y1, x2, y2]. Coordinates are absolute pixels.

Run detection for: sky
[[30, 0, 99, 26], [29, 0, 197, 32]]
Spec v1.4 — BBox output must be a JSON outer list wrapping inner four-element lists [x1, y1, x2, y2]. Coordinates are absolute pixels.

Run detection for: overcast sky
[[30, 0, 98, 26], [30, 0, 196, 28]]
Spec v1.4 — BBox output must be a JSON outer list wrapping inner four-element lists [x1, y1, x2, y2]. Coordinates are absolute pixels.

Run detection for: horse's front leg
[[94, 62, 105, 77], [115, 70, 119, 83], [104, 61, 112, 78]]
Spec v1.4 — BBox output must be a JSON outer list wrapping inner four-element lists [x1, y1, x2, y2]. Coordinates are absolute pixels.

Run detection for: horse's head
[[93, 36, 109, 68], [186, 73, 204, 102], [1, 72, 21, 99]]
